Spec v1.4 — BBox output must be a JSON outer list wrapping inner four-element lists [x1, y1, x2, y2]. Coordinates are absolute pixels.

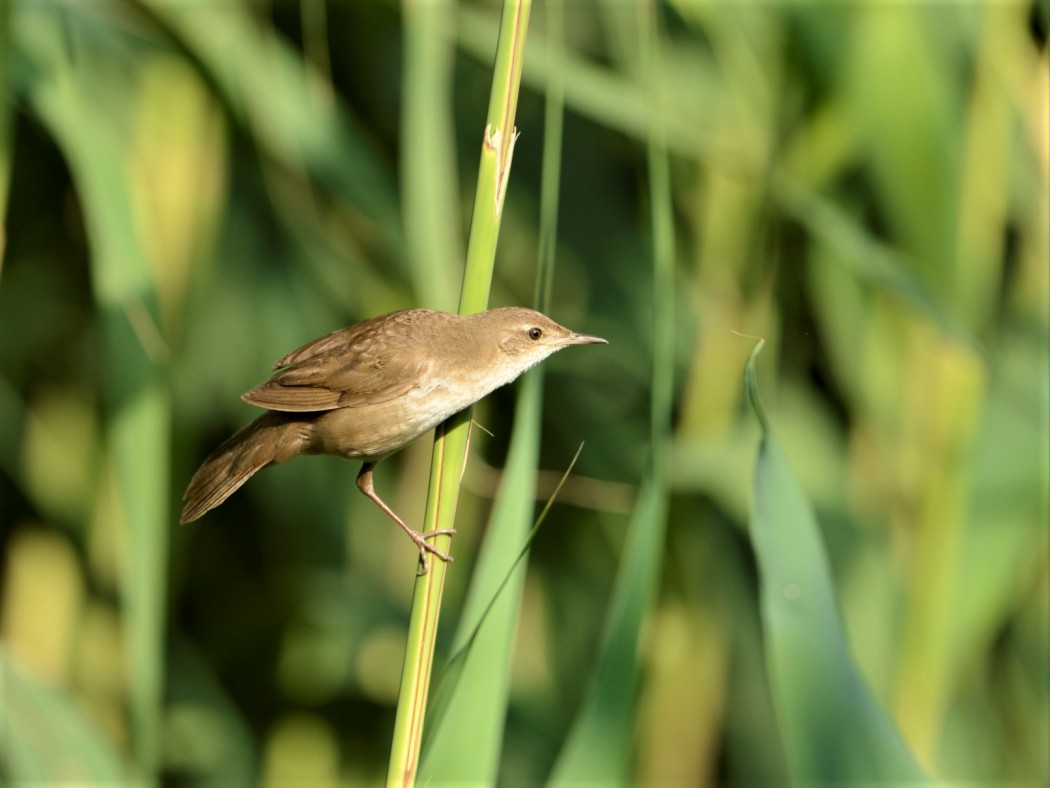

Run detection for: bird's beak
[[564, 332, 608, 346]]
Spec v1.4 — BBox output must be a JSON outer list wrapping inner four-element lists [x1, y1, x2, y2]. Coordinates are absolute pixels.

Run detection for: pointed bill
[[563, 332, 608, 346]]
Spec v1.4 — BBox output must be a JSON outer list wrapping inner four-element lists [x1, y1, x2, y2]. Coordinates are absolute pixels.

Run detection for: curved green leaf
[[745, 340, 925, 784]]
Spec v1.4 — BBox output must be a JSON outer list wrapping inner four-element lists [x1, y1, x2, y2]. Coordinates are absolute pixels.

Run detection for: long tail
[[180, 412, 309, 523]]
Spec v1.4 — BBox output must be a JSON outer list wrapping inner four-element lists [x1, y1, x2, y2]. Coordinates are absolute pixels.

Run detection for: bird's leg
[[356, 462, 456, 575]]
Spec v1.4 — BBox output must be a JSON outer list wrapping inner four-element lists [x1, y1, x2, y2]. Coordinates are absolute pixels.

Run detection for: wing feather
[[242, 310, 437, 413]]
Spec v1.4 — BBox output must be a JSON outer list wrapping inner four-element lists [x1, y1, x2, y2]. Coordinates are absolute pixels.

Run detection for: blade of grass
[[386, 2, 532, 786], [549, 2, 673, 782], [744, 339, 925, 783], [547, 476, 668, 786], [421, 444, 584, 766]]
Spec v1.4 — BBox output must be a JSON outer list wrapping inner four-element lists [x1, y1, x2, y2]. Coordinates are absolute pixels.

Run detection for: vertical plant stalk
[[415, 4, 563, 780], [547, 1, 673, 782], [386, 2, 532, 787]]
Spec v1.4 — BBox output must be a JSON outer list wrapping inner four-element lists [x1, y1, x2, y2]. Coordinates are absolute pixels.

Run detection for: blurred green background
[[1, 0, 1047, 785]]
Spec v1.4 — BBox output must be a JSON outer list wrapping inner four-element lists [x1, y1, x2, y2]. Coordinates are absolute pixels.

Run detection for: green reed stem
[[386, 2, 532, 787]]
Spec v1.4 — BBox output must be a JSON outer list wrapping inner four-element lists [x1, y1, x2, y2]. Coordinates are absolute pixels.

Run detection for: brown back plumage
[[240, 310, 436, 413]]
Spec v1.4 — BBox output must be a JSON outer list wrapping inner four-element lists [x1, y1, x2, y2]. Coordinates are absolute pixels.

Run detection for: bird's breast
[[307, 378, 488, 462]]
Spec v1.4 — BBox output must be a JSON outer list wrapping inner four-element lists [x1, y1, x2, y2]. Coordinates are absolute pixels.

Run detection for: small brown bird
[[180, 307, 606, 571]]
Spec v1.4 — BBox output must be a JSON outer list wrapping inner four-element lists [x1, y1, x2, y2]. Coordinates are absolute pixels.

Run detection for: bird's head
[[483, 307, 606, 363]]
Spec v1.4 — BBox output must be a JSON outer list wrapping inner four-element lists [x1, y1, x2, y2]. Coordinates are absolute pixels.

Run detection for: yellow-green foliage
[[0, 1, 1046, 785]]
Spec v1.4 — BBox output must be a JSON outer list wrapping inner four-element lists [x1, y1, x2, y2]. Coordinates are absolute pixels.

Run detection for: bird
[[180, 306, 607, 572]]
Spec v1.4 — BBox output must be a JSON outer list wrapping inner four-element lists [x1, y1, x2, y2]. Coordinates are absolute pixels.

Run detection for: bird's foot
[[411, 528, 457, 575]]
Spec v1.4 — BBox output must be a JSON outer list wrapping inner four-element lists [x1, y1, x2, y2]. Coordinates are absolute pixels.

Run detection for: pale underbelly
[[305, 385, 476, 462]]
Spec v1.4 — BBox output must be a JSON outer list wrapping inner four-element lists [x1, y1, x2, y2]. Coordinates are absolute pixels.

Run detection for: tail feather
[[180, 412, 307, 523]]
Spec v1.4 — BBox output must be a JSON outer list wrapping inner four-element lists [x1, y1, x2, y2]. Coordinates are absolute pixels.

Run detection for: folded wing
[[242, 313, 432, 412]]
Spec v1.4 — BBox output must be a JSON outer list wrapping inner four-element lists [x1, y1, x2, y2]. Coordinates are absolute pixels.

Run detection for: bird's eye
[[527, 327, 543, 340]]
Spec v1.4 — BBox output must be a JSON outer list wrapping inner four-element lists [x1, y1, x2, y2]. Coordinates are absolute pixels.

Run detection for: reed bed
[[1, 1, 1046, 784]]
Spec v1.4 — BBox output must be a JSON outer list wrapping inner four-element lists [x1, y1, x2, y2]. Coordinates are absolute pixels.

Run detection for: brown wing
[[242, 310, 436, 413]]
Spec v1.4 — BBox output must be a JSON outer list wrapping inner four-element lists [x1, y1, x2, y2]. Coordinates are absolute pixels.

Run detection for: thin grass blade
[[549, 3, 673, 782]]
